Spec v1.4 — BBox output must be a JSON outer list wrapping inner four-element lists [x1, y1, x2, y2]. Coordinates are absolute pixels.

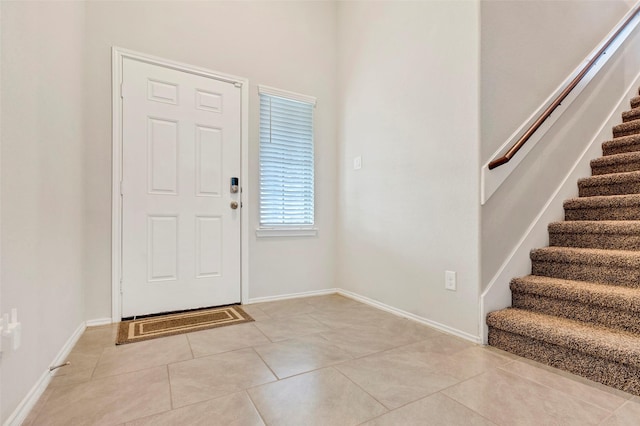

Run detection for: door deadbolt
[[230, 201, 239, 210], [230, 177, 239, 194]]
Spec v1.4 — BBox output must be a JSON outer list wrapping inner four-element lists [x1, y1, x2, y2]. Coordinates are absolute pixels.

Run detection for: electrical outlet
[[445, 270, 457, 291], [353, 156, 362, 170]]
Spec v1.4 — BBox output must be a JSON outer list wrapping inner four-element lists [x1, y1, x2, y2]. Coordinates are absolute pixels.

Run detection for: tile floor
[[24, 295, 640, 425]]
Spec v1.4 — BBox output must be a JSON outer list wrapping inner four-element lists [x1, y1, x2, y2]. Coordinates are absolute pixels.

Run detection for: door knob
[[230, 201, 239, 210]]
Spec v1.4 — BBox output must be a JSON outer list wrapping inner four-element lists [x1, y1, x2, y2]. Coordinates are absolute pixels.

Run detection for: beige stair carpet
[[487, 88, 640, 397]]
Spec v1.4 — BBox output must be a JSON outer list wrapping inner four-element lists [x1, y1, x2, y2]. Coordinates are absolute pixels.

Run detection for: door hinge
[[120, 181, 124, 196], [120, 82, 124, 99], [120, 278, 123, 294], [234, 82, 242, 88]]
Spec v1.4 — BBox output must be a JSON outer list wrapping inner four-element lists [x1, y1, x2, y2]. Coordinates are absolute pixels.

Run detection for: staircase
[[487, 90, 640, 397]]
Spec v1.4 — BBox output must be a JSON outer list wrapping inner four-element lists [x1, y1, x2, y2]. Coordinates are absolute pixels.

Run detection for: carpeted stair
[[487, 89, 640, 397]]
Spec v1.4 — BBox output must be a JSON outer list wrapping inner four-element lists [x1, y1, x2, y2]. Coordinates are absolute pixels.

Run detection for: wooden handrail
[[488, 5, 640, 170]]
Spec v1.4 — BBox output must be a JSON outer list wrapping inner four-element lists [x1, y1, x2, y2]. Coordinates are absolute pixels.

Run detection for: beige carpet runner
[[117, 305, 253, 345], [487, 89, 640, 396]]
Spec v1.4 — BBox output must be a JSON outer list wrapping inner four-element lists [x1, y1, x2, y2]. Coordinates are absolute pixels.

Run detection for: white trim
[[255, 227, 318, 238], [337, 289, 482, 344], [246, 288, 337, 304], [3, 322, 86, 426], [479, 67, 640, 343], [481, 6, 640, 205], [257, 84, 317, 106], [111, 47, 250, 322], [85, 318, 113, 327]]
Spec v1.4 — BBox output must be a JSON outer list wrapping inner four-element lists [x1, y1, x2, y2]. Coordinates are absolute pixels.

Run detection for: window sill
[[255, 227, 318, 238]]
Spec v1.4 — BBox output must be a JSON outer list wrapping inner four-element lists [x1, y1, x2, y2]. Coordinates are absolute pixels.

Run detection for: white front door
[[121, 57, 241, 318]]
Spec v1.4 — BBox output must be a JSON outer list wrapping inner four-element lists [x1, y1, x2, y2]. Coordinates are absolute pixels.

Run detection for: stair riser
[[531, 261, 640, 288], [623, 111, 640, 123], [632, 97, 640, 109], [512, 292, 640, 335], [578, 181, 640, 197], [549, 232, 640, 251], [564, 207, 640, 221], [488, 328, 640, 396], [591, 161, 640, 175]]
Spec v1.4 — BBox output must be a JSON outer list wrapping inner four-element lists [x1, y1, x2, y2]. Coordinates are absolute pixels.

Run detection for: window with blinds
[[259, 86, 316, 227]]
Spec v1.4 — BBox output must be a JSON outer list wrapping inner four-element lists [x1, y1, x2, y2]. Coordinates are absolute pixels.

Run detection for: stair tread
[[531, 246, 640, 266], [578, 170, 640, 188], [564, 193, 640, 209], [511, 275, 640, 313], [548, 220, 640, 234], [487, 308, 640, 367], [591, 151, 640, 168]]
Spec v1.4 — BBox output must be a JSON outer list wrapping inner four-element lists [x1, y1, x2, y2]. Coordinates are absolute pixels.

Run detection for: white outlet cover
[[353, 156, 362, 170], [445, 270, 456, 291]]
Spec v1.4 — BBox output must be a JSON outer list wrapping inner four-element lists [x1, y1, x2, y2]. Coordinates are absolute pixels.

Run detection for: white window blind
[[259, 87, 315, 226]]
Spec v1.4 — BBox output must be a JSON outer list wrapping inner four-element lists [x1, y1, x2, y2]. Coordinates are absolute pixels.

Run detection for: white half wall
[[83, 1, 338, 319], [336, 1, 481, 338], [0, 1, 87, 422]]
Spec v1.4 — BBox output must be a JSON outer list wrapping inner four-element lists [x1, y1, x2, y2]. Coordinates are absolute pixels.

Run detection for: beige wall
[[336, 1, 481, 338], [1, 1, 87, 421], [83, 1, 338, 318], [480, 0, 633, 287]]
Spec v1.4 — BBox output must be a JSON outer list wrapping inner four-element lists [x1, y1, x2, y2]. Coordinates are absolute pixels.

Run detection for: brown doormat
[[116, 305, 253, 345]]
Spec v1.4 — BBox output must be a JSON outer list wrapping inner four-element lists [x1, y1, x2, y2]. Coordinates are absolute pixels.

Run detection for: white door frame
[[111, 47, 250, 322]]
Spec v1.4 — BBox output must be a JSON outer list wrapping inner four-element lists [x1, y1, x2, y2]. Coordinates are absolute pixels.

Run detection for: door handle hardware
[[230, 201, 239, 210], [230, 177, 239, 194]]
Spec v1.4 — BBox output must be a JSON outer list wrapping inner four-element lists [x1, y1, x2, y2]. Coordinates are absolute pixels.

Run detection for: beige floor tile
[[50, 324, 118, 386], [125, 391, 264, 426], [443, 368, 611, 426], [316, 326, 400, 358], [251, 298, 318, 318], [93, 334, 192, 379], [32, 366, 170, 426], [349, 317, 444, 347], [187, 323, 270, 358], [511, 356, 636, 401], [388, 342, 513, 381], [240, 304, 271, 321], [252, 334, 353, 379], [309, 304, 401, 329], [304, 294, 361, 310], [397, 333, 475, 355], [248, 367, 387, 426], [362, 392, 497, 426], [499, 359, 628, 412], [50, 367, 95, 388], [600, 400, 640, 426], [253, 314, 330, 342], [22, 388, 55, 426], [168, 347, 276, 408], [335, 345, 462, 409]]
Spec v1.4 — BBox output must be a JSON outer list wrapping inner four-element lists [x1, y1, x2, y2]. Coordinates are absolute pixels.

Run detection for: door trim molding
[[111, 47, 250, 322]]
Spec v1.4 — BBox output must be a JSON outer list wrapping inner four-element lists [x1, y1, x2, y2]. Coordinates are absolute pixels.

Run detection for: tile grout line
[[244, 389, 271, 426]]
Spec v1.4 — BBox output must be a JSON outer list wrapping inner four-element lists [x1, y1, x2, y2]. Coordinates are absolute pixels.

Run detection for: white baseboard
[[246, 288, 338, 304], [245, 287, 481, 344], [3, 321, 86, 426], [337, 289, 482, 344], [85, 317, 113, 327]]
